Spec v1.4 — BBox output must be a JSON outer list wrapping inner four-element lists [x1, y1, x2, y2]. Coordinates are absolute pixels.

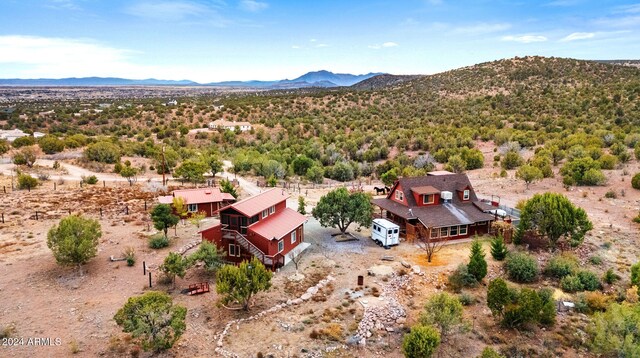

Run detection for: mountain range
[[0, 70, 383, 89]]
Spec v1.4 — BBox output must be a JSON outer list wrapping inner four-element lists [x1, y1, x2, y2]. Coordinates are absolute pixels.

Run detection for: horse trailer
[[371, 218, 400, 248]]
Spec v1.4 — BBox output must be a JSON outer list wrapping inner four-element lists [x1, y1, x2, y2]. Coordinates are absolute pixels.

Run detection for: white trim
[[422, 194, 434, 204], [278, 240, 284, 253], [460, 225, 468, 236], [450, 225, 458, 236], [269, 205, 275, 214], [463, 190, 470, 200], [440, 227, 449, 237], [188, 203, 198, 212], [262, 209, 269, 218], [291, 230, 297, 244], [395, 190, 404, 201]]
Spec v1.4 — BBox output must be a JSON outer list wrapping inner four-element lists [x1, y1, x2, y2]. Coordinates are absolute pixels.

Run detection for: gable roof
[[373, 173, 494, 228], [158, 188, 235, 205], [224, 188, 288, 217], [248, 208, 306, 240]]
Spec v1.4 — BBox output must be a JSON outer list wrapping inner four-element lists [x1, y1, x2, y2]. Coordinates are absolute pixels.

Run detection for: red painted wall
[[251, 224, 303, 257], [412, 193, 441, 207], [391, 184, 407, 205]]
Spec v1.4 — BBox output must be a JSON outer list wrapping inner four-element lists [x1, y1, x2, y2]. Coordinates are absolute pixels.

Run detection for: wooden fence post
[[143, 261, 146, 275], [149, 272, 152, 288]]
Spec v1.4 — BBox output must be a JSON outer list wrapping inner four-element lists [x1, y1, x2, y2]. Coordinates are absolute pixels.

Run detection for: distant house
[[208, 119, 252, 132], [158, 188, 236, 217], [200, 188, 308, 270], [33, 132, 46, 139], [0, 129, 28, 142], [165, 100, 178, 106], [371, 172, 495, 242], [38, 110, 55, 117]]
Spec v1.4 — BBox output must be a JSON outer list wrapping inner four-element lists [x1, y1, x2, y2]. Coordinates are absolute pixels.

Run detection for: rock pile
[[178, 239, 202, 256], [214, 274, 336, 357]]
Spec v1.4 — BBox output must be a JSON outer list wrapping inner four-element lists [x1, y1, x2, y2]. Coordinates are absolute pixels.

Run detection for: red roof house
[[371, 172, 495, 241], [158, 188, 236, 217], [199, 188, 307, 270]]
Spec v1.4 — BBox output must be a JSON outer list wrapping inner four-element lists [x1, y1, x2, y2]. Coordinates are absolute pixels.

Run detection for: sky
[[0, 0, 639, 82]]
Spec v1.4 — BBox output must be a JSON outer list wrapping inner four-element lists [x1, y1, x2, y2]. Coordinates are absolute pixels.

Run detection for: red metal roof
[[158, 188, 235, 205], [226, 188, 288, 217], [248, 208, 306, 240]]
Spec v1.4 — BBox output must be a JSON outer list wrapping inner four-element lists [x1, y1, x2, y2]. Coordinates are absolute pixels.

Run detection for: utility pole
[[161, 145, 166, 186]]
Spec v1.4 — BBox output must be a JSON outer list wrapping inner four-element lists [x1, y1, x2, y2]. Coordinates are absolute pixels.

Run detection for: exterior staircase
[[222, 229, 283, 269]]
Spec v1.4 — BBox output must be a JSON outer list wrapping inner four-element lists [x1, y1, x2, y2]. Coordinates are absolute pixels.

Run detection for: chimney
[[172, 192, 175, 197], [281, 189, 285, 196]]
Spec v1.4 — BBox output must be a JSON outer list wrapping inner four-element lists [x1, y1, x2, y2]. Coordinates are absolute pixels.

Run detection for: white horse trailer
[[371, 218, 400, 248]]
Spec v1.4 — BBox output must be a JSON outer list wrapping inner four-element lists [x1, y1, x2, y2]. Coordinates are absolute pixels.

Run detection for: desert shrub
[[402, 324, 440, 358], [38, 135, 65, 154], [123, 247, 136, 266], [560, 274, 584, 293], [82, 175, 98, 185], [487, 278, 513, 317], [544, 253, 578, 279], [603, 268, 620, 285], [589, 303, 640, 356], [577, 270, 601, 291], [458, 292, 476, 306], [420, 293, 463, 338], [18, 173, 38, 190], [502, 288, 543, 329], [448, 264, 477, 292], [632, 173, 640, 190], [505, 252, 539, 283], [12, 136, 35, 148], [538, 288, 556, 326], [478, 347, 505, 358], [149, 235, 169, 249], [580, 292, 610, 313], [632, 262, 640, 287], [598, 154, 618, 170], [589, 255, 603, 265], [84, 141, 121, 163], [501, 151, 524, 170], [582, 168, 607, 186]]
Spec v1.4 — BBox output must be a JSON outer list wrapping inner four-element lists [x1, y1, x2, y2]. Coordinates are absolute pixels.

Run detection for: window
[[423, 194, 434, 204], [262, 209, 269, 218], [187, 203, 198, 212], [463, 190, 470, 200], [459, 225, 468, 236], [431, 228, 439, 238], [395, 190, 404, 201], [450, 226, 458, 236], [291, 230, 297, 244], [393, 229, 399, 234], [269, 205, 275, 214], [229, 244, 240, 257], [440, 227, 449, 237], [278, 240, 284, 253]]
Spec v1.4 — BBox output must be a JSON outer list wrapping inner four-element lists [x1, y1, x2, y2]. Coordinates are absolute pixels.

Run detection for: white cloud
[[46, 0, 81, 11], [382, 42, 398, 47], [291, 45, 301, 49], [315, 43, 329, 48], [310, 39, 317, 42], [560, 32, 595, 42], [545, 0, 581, 7], [595, 15, 640, 28], [501, 35, 548, 43], [239, 0, 268, 12]]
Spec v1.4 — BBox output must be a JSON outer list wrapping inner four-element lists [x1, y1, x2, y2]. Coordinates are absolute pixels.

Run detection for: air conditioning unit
[[441, 191, 453, 201]]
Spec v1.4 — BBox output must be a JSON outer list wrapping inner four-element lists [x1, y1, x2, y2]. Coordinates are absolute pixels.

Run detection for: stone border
[[213, 274, 336, 357]]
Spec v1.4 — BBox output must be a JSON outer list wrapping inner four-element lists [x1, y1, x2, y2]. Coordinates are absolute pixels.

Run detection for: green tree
[[501, 151, 524, 170], [292, 155, 314, 176], [402, 325, 440, 358], [159, 252, 189, 288], [589, 303, 640, 357], [172, 197, 188, 222], [0, 139, 9, 155], [515, 164, 543, 189], [12, 147, 37, 167], [381, 167, 399, 186], [12, 136, 35, 148], [174, 159, 207, 184], [220, 178, 238, 198], [18, 173, 38, 190], [120, 164, 138, 186], [38, 135, 65, 154], [46, 215, 101, 275], [113, 291, 187, 352], [445, 154, 467, 173], [151, 204, 179, 239], [188, 241, 224, 273], [297, 196, 306, 215], [216, 257, 273, 310], [515, 192, 593, 248], [467, 239, 488, 282], [505, 252, 539, 283], [419, 292, 463, 339], [487, 278, 512, 317], [631, 262, 640, 287], [204, 154, 223, 176], [632, 173, 640, 190], [560, 157, 605, 186], [312, 187, 373, 234], [305, 165, 324, 184], [331, 161, 354, 182], [490, 235, 508, 261], [84, 141, 121, 163], [502, 288, 543, 329]]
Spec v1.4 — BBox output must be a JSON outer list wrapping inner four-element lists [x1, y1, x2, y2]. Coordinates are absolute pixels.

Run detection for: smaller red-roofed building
[[158, 188, 236, 217], [199, 188, 307, 270]]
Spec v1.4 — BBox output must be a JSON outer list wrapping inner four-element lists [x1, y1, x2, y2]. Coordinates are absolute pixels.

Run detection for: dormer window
[[422, 194, 435, 204], [463, 190, 470, 200], [395, 190, 404, 201]]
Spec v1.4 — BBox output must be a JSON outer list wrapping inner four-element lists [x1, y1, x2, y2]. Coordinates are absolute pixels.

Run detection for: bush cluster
[[505, 252, 539, 283]]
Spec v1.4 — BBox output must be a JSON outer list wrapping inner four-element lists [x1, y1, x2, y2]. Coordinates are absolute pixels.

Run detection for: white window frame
[[291, 230, 297, 244], [450, 226, 458, 236], [463, 190, 470, 200], [278, 240, 284, 253], [422, 194, 434, 204], [431, 228, 439, 238], [459, 225, 468, 236], [187, 203, 198, 212], [229, 244, 240, 257], [440, 227, 449, 237], [269, 205, 275, 214], [262, 209, 269, 218], [395, 190, 404, 201]]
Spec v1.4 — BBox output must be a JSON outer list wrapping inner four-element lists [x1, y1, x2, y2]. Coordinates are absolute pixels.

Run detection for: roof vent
[[204, 190, 212, 195], [441, 191, 453, 201]]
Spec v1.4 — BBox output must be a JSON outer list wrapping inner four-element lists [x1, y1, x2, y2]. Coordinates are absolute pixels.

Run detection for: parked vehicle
[[371, 218, 400, 248]]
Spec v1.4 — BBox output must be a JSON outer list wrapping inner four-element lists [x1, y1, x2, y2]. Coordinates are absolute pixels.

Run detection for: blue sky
[[0, 0, 638, 82]]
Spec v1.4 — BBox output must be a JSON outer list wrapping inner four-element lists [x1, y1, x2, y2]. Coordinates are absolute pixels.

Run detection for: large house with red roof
[[200, 188, 307, 270], [371, 172, 495, 242], [158, 188, 236, 217]]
